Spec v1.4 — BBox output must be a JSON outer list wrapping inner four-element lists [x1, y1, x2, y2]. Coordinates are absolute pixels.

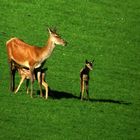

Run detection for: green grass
[[0, 0, 140, 139]]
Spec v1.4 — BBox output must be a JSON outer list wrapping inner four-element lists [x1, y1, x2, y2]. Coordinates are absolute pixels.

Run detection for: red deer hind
[[6, 28, 67, 98]]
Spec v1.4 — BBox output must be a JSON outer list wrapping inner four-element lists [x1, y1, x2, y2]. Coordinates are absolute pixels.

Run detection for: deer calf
[[15, 67, 49, 99], [80, 60, 94, 100]]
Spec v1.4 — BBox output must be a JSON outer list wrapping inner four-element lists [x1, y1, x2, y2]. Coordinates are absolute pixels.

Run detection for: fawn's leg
[[42, 73, 48, 99], [37, 71, 43, 97], [15, 75, 26, 93], [80, 79, 82, 99], [85, 81, 89, 100], [26, 79, 30, 94], [80, 79, 85, 100]]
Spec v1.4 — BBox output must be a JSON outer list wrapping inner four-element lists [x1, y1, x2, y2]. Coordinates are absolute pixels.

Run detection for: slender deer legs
[[37, 71, 43, 97], [80, 80, 89, 100], [10, 61, 16, 92], [80, 80, 84, 100], [39, 72, 48, 99], [42, 81, 48, 99], [26, 79, 30, 94], [85, 81, 89, 100], [15, 67, 49, 99], [15, 75, 26, 93], [30, 68, 34, 98]]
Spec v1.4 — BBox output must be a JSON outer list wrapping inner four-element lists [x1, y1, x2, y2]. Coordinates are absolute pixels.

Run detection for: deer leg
[[11, 70, 16, 92], [9, 61, 16, 92], [26, 79, 30, 94], [85, 81, 89, 100], [30, 68, 34, 98], [37, 71, 43, 97], [80, 79, 85, 100], [9, 61, 12, 91], [41, 73, 48, 99], [15, 75, 26, 93], [80, 79, 82, 99]]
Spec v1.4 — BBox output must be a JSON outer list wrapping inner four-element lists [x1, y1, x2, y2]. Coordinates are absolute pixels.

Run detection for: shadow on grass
[[48, 89, 79, 99], [89, 98, 131, 105], [39, 89, 131, 105]]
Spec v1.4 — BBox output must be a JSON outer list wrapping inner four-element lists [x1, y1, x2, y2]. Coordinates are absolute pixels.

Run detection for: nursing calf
[[15, 66, 49, 99]]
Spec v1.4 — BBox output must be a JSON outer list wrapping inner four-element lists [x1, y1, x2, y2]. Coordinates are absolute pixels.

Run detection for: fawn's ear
[[53, 27, 57, 33], [85, 59, 88, 64]]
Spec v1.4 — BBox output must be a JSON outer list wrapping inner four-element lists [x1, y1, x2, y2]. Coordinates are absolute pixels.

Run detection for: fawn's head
[[48, 28, 67, 46], [85, 59, 94, 70]]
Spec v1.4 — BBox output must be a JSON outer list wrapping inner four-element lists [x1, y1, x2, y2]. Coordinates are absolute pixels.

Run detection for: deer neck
[[84, 66, 90, 74], [43, 38, 56, 59]]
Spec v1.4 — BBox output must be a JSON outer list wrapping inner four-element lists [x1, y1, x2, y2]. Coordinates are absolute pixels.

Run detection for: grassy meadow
[[0, 0, 140, 139]]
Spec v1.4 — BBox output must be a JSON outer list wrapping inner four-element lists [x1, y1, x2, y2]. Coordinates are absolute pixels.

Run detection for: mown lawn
[[0, 0, 140, 139]]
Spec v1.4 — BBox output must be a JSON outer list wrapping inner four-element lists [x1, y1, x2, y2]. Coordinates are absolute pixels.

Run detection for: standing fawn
[[80, 60, 94, 100], [15, 66, 49, 99], [6, 28, 67, 98]]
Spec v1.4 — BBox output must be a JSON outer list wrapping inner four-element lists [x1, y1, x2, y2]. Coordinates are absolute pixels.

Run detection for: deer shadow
[[89, 98, 131, 105], [38, 89, 131, 105], [37, 88, 79, 99], [48, 88, 79, 99]]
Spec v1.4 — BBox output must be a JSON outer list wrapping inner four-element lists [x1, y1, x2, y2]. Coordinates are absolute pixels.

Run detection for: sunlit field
[[0, 0, 140, 139]]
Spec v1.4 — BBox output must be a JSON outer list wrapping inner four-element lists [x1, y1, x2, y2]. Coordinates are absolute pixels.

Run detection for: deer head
[[85, 59, 94, 70], [48, 28, 67, 46]]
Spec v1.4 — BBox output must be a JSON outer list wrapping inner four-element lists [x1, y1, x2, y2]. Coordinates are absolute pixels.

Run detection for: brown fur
[[6, 28, 66, 97]]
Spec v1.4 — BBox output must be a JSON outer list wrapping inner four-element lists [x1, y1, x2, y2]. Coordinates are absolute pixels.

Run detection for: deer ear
[[48, 28, 52, 34], [53, 27, 57, 33], [85, 59, 88, 63]]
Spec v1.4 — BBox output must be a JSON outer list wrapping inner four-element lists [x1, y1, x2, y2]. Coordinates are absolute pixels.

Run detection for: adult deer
[[6, 28, 67, 98]]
